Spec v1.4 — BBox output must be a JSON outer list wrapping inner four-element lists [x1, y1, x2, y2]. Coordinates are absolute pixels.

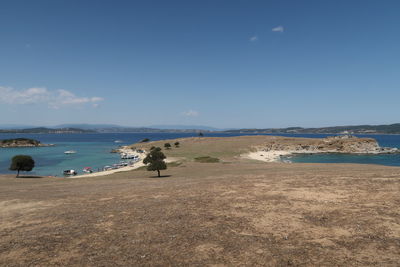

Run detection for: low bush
[[194, 156, 220, 163], [164, 143, 172, 149]]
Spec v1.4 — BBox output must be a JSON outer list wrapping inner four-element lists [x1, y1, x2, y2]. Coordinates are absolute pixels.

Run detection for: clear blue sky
[[1, 0, 399, 128]]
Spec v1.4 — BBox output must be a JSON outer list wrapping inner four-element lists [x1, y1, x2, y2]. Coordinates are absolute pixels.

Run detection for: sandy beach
[[72, 147, 146, 178], [72, 147, 178, 178], [243, 150, 293, 162]]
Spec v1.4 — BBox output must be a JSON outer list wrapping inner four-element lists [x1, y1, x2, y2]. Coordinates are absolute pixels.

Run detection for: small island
[[0, 138, 53, 148]]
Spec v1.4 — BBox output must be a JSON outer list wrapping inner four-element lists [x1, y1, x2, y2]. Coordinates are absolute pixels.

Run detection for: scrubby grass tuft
[[194, 156, 220, 163]]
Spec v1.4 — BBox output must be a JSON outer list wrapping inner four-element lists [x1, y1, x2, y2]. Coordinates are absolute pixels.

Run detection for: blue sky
[[1, 0, 400, 128]]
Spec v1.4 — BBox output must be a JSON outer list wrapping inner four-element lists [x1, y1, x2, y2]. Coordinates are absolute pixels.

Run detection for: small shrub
[[194, 156, 220, 163], [164, 143, 171, 149], [140, 138, 150, 143], [174, 141, 180, 147]]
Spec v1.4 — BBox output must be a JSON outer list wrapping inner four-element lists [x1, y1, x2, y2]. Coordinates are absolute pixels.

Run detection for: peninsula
[[128, 135, 398, 164]]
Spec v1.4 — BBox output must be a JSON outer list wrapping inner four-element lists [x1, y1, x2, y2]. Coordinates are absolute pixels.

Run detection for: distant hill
[[0, 127, 95, 134], [54, 124, 124, 130], [93, 127, 207, 133], [0, 124, 36, 129], [223, 123, 400, 134], [56, 123, 221, 131], [148, 125, 221, 131]]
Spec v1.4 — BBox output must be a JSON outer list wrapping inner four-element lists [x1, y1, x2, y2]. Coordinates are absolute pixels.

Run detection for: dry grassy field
[[1, 136, 400, 266]]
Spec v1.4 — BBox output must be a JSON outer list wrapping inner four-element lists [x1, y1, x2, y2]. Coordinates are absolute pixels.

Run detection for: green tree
[[174, 141, 180, 147], [143, 147, 167, 177], [199, 132, 204, 137], [9, 155, 35, 177], [164, 143, 171, 149]]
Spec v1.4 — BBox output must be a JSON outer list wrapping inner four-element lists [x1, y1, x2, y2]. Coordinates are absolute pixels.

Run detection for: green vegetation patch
[[194, 156, 220, 163]]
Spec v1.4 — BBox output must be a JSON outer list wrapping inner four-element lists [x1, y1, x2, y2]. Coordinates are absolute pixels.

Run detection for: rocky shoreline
[[0, 138, 54, 148], [244, 135, 399, 162]]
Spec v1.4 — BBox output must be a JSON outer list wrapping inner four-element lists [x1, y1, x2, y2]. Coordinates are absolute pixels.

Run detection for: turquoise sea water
[[282, 134, 400, 166], [1, 133, 399, 176]]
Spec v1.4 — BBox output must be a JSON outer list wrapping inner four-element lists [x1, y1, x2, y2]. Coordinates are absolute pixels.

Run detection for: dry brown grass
[[1, 136, 400, 266], [133, 136, 262, 161]]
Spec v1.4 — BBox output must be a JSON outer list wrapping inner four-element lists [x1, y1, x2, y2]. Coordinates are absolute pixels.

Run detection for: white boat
[[63, 169, 77, 176], [120, 153, 138, 159], [114, 140, 123, 143], [82, 167, 93, 173], [103, 165, 113, 171], [64, 150, 77, 154]]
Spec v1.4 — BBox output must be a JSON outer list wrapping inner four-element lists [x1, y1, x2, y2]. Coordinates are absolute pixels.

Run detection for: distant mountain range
[[1, 123, 400, 134], [0, 124, 216, 134], [148, 125, 221, 131], [0, 124, 37, 129], [54, 124, 222, 132], [0, 127, 95, 134]]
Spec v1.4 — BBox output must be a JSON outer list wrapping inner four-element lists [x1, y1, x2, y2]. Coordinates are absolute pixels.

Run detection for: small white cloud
[[249, 35, 258, 42], [0, 86, 104, 109], [272, 26, 284, 33], [182, 110, 199, 117]]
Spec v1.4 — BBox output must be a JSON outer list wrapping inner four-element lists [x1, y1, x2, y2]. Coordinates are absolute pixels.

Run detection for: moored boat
[[63, 169, 77, 176], [120, 153, 139, 159], [82, 167, 93, 173]]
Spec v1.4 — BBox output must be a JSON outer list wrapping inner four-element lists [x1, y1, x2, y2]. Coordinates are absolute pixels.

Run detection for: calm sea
[[1, 132, 399, 176]]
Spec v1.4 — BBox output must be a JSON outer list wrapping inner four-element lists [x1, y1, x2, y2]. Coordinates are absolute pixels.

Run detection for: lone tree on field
[[164, 143, 171, 149], [199, 132, 204, 137], [174, 141, 180, 147], [9, 155, 35, 177], [143, 147, 167, 177]]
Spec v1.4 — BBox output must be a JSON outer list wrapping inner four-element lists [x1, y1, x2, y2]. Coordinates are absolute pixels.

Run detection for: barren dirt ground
[[1, 162, 400, 266]]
